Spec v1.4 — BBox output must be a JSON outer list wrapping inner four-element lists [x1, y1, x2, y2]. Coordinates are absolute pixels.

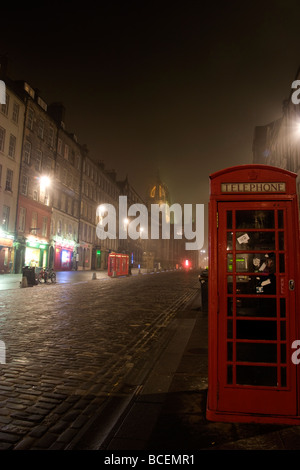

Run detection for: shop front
[[25, 238, 49, 268], [53, 238, 76, 271], [77, 243, 92, 270], [91, 247, 101, 270], [0, 232, 14, 273]]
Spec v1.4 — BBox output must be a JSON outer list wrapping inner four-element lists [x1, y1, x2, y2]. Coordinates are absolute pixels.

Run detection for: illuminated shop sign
[[0, 230, 14, 246], [221, 182, 286, 193], [0, 238, 13, 247], [27, 241, 48, 249], [61, 250, 71, 264], [55, 237, 76, 250]]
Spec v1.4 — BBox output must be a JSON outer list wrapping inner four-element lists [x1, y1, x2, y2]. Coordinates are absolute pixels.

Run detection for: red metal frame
[[207, 165, 300, 424]]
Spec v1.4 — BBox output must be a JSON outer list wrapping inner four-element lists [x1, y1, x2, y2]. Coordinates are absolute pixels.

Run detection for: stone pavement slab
[[96, 290, 300, 452]]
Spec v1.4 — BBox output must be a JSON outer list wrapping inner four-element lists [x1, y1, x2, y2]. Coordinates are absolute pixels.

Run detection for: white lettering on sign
[[221, 182, 286, 193]]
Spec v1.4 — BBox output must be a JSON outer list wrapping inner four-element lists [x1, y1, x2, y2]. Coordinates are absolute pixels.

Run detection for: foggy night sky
[[1, 0, 300, 210]]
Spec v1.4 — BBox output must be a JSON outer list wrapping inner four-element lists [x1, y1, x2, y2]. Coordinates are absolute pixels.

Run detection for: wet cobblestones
[[0, 271, 198, 449]]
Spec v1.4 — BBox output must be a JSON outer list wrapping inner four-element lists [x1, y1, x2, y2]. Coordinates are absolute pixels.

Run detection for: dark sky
[[1, 0, 300, 208]]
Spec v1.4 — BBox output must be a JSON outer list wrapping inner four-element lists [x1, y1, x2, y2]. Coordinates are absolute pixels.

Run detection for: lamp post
[[39, 175, 51, 205]]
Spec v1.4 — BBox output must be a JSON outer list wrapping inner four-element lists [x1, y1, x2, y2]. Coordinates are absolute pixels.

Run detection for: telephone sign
[[207, 165, 300, 424]]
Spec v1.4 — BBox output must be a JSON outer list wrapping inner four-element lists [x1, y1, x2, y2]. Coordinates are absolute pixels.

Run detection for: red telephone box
[[108, 252, 129, 277], [207, 164, 300, 424]]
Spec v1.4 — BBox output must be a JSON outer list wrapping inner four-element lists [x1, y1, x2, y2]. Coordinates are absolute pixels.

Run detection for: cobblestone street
[[0, 270, 199, 450]]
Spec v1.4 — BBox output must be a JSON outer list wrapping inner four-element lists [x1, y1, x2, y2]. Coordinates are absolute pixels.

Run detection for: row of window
[[1, 198, 118, 249], [19, 175, 48, 204], [23, 142, 54, 174], [82, 164, 119, 200], [52, 191, 79, 218], [1, 205, 10, 231], [55, 163, 79, 192], [26, 108, 81, 170], [79, 223, 96, 244], [26, 107, 55, 146], [50, 218, 77, 240], [2, 131, 119, 208], [0, 164, 13, 192], [81, 200, 96, 224], [0, 126, 17, 158], [26, 108, 81, 171], [18, 209, 89, 242], [1, 94, 20, 124], [82, 178, 119, 203], [18, 208, 77, 241], [18, 207, 48, 237], [57, 139, 80, 168], [82, 177, 119, 202]]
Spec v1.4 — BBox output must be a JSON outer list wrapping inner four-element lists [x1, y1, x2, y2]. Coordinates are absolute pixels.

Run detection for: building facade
[[145, 174, 199, 270], [92, 165, 120, 270], [253, 67, 300, 207], [48, 103, 81, 271], [14, 82, 54, 273], [117, 175, 146, 268], [0, 79, 25, 273], [79, 156, 121, 271], [1, 60, 196, 275]]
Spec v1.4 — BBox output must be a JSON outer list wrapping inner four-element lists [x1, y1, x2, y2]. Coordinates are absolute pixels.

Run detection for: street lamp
[[99, 204, 106, 214], [97, 205, 107, 225], [40, 175, 51, 189], [39, 175, 51, 205]]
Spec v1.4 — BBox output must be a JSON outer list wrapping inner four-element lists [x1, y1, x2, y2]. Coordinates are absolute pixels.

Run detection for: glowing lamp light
[[98, 204, 107, 216], [40, 175, 51, 188]]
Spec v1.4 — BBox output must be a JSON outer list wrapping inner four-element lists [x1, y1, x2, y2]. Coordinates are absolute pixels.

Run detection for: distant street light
[[40, 175, 51, 189], [98, 204, 106, 215]]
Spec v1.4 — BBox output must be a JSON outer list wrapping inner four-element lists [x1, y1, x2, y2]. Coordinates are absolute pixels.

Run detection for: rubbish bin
[[22, 266, 37, 286], [198, 269, 208, 311]]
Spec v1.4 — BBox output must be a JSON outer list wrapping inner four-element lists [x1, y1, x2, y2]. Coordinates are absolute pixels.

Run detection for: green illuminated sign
[[27, 241, 48, 249]]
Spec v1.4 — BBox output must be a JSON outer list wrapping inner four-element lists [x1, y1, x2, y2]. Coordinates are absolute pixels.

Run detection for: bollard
[[21, 276, 28, 288], [112, 270, 117, 278], [92, 272, 97, 280]]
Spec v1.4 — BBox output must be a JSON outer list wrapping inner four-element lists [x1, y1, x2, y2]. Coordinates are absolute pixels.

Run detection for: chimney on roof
[[48, 102, 66, 127], [107, 169, 117, 181]]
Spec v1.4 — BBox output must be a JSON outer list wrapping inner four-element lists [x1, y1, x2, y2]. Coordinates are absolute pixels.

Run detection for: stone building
[[79, 158, 120, 271], [145, 173, 200, 270], [117, 175, 146, 267], [47, 103, 82, 271], [253, 66, 300, 207], [13, 81, 54, 273], [0, 77, 25, 273], [95, 167, 120, 270], [1, 58, 198, 275]]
